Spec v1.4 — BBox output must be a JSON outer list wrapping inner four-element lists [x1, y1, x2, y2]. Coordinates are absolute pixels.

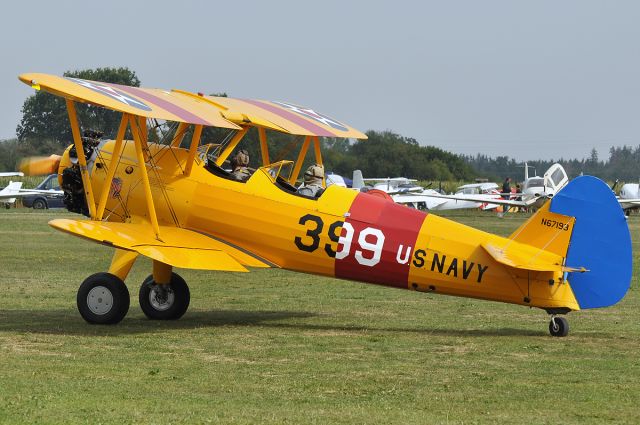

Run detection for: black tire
[[139, 272, 190, 320], [549, 316, 569, 337], [77, 272, 130, 324], [32, 198, 47, 209]]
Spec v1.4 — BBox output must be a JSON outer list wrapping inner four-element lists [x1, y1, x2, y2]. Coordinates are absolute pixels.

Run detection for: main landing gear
[[76, 270, 190, 324], [77, 272, 130, 324], [548, 315, 569, 337], [139, 273, 190, 320]]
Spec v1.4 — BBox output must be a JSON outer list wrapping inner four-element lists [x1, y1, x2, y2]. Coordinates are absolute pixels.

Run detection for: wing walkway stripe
[[241, 99, 336, 137], [116, 85, 212, 126]]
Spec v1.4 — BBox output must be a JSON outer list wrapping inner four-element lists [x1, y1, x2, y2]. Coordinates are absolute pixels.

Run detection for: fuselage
[[63, 140, 579, 311]]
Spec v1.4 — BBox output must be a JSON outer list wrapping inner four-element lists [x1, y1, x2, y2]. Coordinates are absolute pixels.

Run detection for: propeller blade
[[19, 154, 61, 176]]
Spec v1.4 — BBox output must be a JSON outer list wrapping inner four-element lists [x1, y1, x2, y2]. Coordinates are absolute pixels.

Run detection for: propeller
[[18, 154, 62, 176]]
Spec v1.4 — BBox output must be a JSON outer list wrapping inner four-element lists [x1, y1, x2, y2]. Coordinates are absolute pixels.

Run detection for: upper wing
[[50, 219, 277, 272], [19, 73, 241, 129], [20, 73, 367, 138], [184, 94, 367, 139]]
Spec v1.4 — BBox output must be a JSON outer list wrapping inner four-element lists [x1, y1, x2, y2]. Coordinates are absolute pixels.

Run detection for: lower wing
[[49, 219, 277, 272]]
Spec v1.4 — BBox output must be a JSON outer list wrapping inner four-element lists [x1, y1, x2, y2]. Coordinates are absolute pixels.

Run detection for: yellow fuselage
[[73, 140, 579, 311]]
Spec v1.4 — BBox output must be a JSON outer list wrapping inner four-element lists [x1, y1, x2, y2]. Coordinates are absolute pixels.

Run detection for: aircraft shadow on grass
[[0, 309, 552, 337]]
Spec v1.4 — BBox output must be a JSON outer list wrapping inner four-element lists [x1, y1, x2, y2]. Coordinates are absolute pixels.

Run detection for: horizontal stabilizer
[[0, 181, 23, 200], [50, 219, 276, 272], [481, 241, 586, 273]]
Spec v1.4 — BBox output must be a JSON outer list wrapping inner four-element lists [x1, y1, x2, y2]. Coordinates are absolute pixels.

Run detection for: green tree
[[17, 67, 141, 146], [0, 138, 63, 172], [344, 130, 475, 181]]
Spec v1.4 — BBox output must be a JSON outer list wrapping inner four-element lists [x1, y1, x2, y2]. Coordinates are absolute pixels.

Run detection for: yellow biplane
[[18, 73, 632, 337]]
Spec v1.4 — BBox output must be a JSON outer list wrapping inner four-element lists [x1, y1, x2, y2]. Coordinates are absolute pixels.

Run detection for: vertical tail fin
[[352, 170, 364, 190], [513, 176, 632, 309]]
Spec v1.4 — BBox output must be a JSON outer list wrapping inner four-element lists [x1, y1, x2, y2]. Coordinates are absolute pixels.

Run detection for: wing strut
[[258, 127, 270, 166], [66, 99, 97, 219], [184, 125, 203, 176], [170, 122, 189, 147], [130, 115, 162, 240], [96, 114, 128, 220], [312, 135, 325, 186], [215, 127, 249, 167], [290, 135, 311, 184]]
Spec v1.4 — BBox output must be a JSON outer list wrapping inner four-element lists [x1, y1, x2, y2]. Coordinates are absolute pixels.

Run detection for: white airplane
[[396, 164, 569, 210], [0, 180, 64, 203], [392, 182, 502, 211], [0, 181, 23, 208], [520, 163, 569, 203], [616, 182, 640, 213], [347, 171, 423, 194], [326, 172, 348, 188], [349, 172, 506, 211], [362, 177, 423, 194]]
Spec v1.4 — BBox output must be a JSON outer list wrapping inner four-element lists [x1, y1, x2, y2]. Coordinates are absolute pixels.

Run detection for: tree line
[[464, 146, 640, 183]]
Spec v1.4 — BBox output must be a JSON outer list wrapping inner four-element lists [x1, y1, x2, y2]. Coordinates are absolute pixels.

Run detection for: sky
[[1, 0, 639, 161]]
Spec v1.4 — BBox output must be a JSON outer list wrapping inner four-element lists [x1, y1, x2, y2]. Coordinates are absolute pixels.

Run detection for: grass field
[[0, 209, 638, 424]]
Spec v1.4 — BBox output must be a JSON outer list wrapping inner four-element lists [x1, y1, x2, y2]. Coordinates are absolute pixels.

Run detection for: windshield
[[40, 176, 60, 190], [528, 178, 544, 188], [262, 161, 294, 183], [550, 167, 566, 186]]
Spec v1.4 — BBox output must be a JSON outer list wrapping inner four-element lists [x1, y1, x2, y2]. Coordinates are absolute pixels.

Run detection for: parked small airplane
[[617, 182, 640, 212], [420, 163, 569, 211], [520, 163, 569, 205], [0, 181, 24, 208], [395, 182, 503, 211], [17, 72, 632, 337], [366, 178, 422, 194], [348, 172, 448, 209], [325, 172, 351, 188], [0, 178, 64, 207]]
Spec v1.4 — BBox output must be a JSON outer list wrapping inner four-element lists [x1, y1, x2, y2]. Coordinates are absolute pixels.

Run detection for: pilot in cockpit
[[230, 150, 251, 182], [297, 164, 325, 197]]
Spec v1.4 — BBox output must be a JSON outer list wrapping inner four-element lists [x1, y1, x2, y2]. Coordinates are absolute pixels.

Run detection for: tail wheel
[[77, 272, 130, 324], [139, 272, 190, 320], [549, 316, 569, 337]]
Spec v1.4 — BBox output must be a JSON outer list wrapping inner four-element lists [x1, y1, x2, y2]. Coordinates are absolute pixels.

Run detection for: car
[[22, 174, 64, 209]]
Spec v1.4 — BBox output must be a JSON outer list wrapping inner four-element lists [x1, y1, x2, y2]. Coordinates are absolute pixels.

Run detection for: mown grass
[[0, 209, 638, 424]]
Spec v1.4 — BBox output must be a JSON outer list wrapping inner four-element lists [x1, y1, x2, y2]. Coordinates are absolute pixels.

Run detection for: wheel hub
[[149, 285, 175, 311], [86, 285, 114, 315]]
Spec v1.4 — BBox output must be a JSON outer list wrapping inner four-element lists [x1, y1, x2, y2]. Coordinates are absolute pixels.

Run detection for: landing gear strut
[[139, 272, 190, 320], [548, 315, 569, 337]]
